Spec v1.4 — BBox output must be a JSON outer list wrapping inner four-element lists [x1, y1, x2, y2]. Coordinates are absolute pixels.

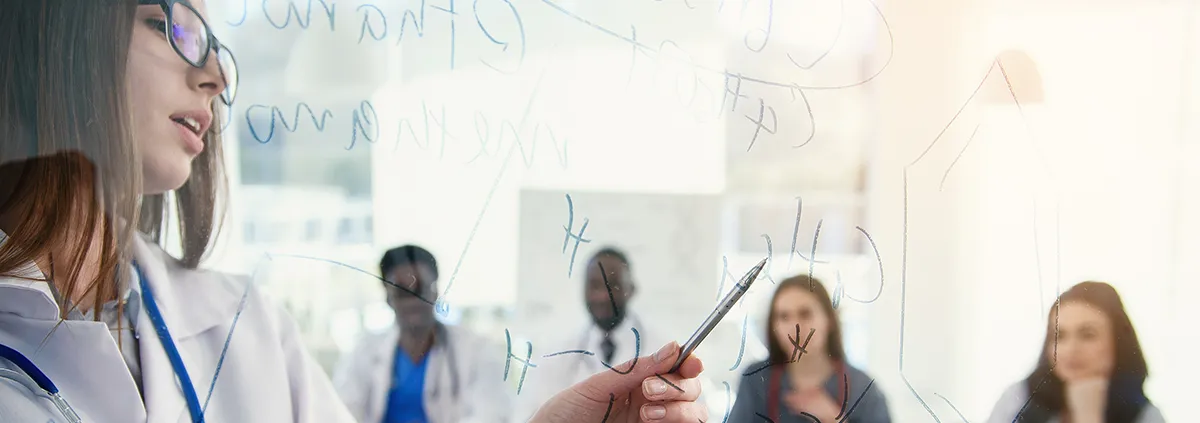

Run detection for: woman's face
[[128, 0, 225, 194], [1049, 301, 1116, 382], [772, 287, 831, 359]]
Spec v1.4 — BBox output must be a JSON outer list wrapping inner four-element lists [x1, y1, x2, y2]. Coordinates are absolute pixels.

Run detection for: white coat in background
[[0, 232, 356, 423], [514, 311, 668, 423], [332, 323, 513, 423]]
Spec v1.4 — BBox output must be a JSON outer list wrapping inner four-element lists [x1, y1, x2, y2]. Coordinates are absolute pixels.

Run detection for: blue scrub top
[[382, 347, 430, 423]]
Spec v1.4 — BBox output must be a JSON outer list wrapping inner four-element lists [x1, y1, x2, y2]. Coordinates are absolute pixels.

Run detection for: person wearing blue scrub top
[[378, 246, 441, 423], [383, 346, 430, 423]]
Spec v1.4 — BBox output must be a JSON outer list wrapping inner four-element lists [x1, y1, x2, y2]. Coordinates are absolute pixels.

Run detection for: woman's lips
[[175, 120, 204, 155]]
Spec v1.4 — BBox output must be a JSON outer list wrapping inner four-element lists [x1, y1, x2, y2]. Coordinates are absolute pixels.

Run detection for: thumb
[[575, 341, 681, 399]]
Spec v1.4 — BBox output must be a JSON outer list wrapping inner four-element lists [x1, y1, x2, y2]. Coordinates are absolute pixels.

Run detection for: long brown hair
[[765, 274, 846, 365], [1020, 281, 1150, 423], [0, 0, 227, 319]]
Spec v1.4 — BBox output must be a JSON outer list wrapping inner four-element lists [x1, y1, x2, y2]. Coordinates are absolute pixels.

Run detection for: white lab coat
[[0, 232, 356, 423], [332, 323, 513, 423], [514, 312, 668, 423]]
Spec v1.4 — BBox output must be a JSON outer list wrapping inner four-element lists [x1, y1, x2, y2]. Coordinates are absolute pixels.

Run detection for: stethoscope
[[0, 262, 204, 423]]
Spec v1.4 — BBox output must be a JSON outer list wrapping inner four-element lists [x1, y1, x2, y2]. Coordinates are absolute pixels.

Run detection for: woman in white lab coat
[[332, 245, 512, 423], [0, 0, 357, 421], [0, 1, 710, 422]]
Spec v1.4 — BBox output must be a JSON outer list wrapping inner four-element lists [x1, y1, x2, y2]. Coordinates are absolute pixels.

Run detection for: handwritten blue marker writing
[[728, 314, 748, 371], [788, 85, 818, 149], [808, 219, 823, 282], [743, 325, 814, 377], [715, 255, 734, 301], [832, 270, 844, 310], [844, 226, 885, 304], [241, 100, 566, 166], [532, 123, 568, 169], [437, 70, 549, 317], [474, 0, 527, 74], [741, 0, 773, 52], [245, 103, 334, 144], [349, 0, 522, 73], [512, 120, 546, 169], [540, 0, 897, 91], [351, 0, 452, 71], [787, 196, 830, 271], [260, 0, 336, 31], [759, 234, 776, 284], [401, 0, 427, 44], [394, 101, 452, 159], [356, 4, 386, 43], [348, 100, 379, 150], [625, 25, 638, 86], [468, 111, 498, 163], [600, 393, 616, 423], [429, 0, 458, 69], [467, 113, 568, 168], [540, 327, 641, 375], [723, 72, 747, 113], [561, 194, 591, 278], [651, 0, 698, 9], [503, 329, 537, 395], [227, 0, 249, 26], [656, 40, 702, 109], [743, 98, 778, 152]]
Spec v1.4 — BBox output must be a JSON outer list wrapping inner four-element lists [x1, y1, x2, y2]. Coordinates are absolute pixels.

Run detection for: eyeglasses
[[137, 0, 239, 106]]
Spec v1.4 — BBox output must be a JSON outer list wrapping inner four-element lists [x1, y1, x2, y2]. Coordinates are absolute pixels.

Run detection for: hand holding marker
[[670, 257, 768, 374]]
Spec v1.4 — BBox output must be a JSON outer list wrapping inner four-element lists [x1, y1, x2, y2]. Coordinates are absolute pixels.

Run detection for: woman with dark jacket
[[986, 281, 1164, 423], [729, 275, 891, 422]]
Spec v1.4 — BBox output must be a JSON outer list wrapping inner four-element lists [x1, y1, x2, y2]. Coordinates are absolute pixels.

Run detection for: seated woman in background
[[729, 275, 890, 422], [986, 281, 1164, 423]]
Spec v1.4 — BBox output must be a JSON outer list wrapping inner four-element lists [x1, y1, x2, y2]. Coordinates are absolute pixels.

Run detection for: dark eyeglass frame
[[137, 0, 238, 106]]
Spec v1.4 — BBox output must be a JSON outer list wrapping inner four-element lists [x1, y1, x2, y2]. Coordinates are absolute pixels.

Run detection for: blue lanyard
[[0, 343, 82, 422], [135, 262, 205, 423]]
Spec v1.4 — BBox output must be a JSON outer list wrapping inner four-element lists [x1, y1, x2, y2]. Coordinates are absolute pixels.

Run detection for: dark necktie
[[600, 332, 616, 365]]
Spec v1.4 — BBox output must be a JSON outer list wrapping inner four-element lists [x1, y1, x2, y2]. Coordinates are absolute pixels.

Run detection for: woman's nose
[[190, 52, 226, 100]]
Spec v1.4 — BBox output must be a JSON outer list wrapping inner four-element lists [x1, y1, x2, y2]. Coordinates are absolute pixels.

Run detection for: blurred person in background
[[986, 281, 1164, 423], [729, 275, 890, 422], [517, 247, 672, 421], [333, 245, 512, 423]]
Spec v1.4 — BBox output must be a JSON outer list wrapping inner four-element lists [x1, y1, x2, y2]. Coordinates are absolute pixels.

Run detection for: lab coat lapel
[[424, 334, 450, 423], [131, 235, 239, 423], [0, 314, 147, 422], [0, 232, 145, 422], [133, 242, 193, 423], [137, 309, 191, 423], [367, 326, 400, 423]]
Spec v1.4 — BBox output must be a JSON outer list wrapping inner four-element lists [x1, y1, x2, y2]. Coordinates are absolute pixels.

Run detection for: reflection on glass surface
[[184, 0, 1200, 421]]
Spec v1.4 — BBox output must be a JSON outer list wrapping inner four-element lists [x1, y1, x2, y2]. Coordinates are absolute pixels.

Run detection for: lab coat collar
[[0, 229, 239, 339], [366, 325, 401, 420], [364, 323, 456, 423], [368, 323, 457, 369], [0, 230, 63, 320], [129, 232, 240, 339]]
